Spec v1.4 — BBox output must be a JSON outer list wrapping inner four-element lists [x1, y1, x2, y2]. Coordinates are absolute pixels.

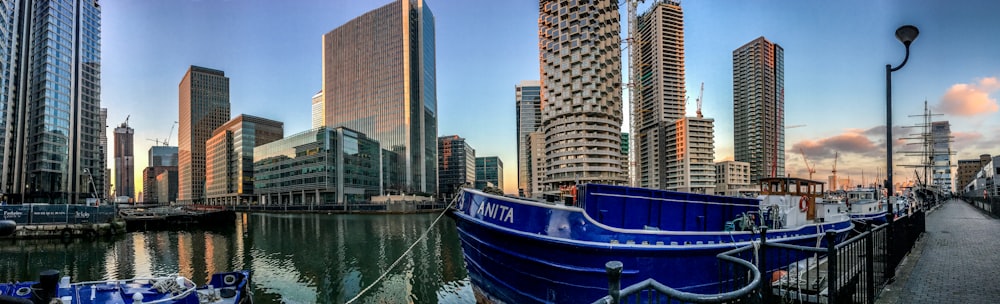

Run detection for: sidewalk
[[876, 199, 1000, 304]]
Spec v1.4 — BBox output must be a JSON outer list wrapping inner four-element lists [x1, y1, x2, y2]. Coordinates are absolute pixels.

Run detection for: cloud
[[791, 129, 880, 159], [936, 77, 1000, 116]]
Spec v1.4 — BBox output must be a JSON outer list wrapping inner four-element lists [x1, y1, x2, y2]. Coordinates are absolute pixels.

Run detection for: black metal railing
[[591, 245, 761, 304], [963, 196, 1000, 218]]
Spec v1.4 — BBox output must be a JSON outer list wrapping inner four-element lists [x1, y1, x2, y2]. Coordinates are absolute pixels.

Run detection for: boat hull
[[450, 189, 853, 304]]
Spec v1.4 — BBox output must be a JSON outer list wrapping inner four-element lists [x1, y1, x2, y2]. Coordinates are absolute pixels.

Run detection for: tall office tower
[[635, 0, 689, 189], [930, 121, 952, 193], [528, 132, 546, 198], [0, 0, 102, 204], [311, 90, 324, 129], [475, 156, 503, 191], [178, 66, 230, 204], [323, 0, 437, 195], [114, 121, 135, 198], [664, 118, 715, 193], [205, 115, 284, 205], [515, 80, 541, 197], [733, 36, 784, 182], [438, 135, 475, 201], [539, 0, 625, 191]]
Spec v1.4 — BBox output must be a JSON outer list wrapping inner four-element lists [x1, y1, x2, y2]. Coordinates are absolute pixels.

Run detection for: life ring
[[798, 196, 808, 212], [878, 200, 883, 210]]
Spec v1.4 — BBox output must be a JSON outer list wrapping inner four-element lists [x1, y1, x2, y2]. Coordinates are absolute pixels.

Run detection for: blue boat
[[0, 270, 252, 304], [450, 178, 853, 304]]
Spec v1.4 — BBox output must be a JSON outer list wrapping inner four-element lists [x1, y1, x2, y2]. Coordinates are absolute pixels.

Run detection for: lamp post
[[886, 25, 919, 222]]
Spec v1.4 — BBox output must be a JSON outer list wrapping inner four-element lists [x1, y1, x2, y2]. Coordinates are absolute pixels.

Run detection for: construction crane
[[626, 0, 645, 187], [799, 148, 816, 180], [163, 121, 178, 146], [696, 82, 704, 118]]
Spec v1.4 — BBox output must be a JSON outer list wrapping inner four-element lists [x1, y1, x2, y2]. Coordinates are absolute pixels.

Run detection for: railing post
[[758, 227, 769, 303], [606, 261, 623, 304], [884, 213, 894, 282], [825, 231, 838, 304], [865, 223, 875, 303]]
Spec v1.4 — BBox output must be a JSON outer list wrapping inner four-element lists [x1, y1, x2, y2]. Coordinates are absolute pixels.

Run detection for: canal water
[[0, 212, 474, 303]]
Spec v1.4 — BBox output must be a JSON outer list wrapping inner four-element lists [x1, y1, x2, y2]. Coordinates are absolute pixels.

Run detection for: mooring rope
[[345, 196, 458, 304]]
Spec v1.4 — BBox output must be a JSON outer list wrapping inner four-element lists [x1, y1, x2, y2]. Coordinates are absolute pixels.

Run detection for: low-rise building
[[714, 160, 757, 197]]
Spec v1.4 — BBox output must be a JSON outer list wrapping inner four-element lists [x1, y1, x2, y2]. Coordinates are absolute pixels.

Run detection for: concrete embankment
[[1, 219, 126, 240]]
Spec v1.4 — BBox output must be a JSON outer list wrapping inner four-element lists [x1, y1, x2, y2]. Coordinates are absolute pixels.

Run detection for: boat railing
[[590, 245, 762, 304]]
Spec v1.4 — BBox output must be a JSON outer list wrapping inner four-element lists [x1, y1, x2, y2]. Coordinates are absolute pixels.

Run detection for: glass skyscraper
[[0, 0, 104, 203], [205, 114, 283, 205], [733, 36, 785, 182], [322, 0, 437, 195], [515, 80, 540, 197], [438, 135, 475, 202]]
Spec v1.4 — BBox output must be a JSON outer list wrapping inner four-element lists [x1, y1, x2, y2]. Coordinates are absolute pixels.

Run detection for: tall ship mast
[[898, 100, 952, 204]]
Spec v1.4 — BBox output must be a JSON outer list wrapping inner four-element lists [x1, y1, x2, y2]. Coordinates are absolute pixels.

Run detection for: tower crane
[[832, 151, 839, 190], [163, 121, 178, 146], [799, 148, 816, 180], [696, 82, 704, 118]]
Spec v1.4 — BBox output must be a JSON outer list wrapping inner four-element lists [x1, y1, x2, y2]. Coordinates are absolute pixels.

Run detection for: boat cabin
[[758, 177, 825, 220]]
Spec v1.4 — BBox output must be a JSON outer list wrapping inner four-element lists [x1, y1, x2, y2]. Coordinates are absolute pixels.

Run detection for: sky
[[101, 0, 1000, 196]]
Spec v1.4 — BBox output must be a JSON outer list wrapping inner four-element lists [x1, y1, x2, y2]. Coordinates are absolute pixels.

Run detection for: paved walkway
[[877, 199, 1000, 304]]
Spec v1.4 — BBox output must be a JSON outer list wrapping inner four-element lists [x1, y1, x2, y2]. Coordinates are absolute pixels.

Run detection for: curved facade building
[[539, 0, 626, 190]]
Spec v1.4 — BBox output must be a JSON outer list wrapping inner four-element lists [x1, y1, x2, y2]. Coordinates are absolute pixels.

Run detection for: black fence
[[963, 197, 1000, 218], [0, 204, 118, 225], [591, 245, 762, 304], [591, 210, 927, 304]]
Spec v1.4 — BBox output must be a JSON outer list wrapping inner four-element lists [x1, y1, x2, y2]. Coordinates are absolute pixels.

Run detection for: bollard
[[605, 261, 623, 304]]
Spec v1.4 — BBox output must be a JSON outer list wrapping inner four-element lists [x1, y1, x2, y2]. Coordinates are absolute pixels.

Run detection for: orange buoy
[[771, 270, 788, 283]]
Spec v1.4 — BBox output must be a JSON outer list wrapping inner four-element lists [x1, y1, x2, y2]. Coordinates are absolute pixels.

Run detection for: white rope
[[345, 197, 456, 304]]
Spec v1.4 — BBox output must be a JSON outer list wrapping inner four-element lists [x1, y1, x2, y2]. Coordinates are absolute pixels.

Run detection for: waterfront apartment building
[[311, 90, 324, 129], [528, 132, 546, 198], [438, 135, 475, 202], [476, 157, 503, 191], [178, 66, 231, 204], [322, 0, 437, 195], [664, 118, 716, 193], [254, 127, 381, 205], [539, 0, 626, 191], [964, 155, 1000, 197], [0, 0, 104, 204], [516, 80, 541, 197], [733, 36, 785, 182], [714, 161, 756, 197], [930, 121, 953, 193], [114, 122, 135, 199], [205, 115, 284, 205]]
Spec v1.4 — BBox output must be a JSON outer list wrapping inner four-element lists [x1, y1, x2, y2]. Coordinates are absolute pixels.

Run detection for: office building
[[149, 146, 179, 167], [733, 36, 784, 182], [322, 0, 437, 195], [0, 0, 104, 204], [98, 108, 108, 198], [255, 127, 381, 204], [157, 170, 179, 204], [516, 80, 541, 197], [714, 161, 756, 197], [957, 158, 983, 195], [114, 122, 135, 198], [438, 135, 475, 202], [178, 66, 231, 204], [528, 132, 546, 198], [476, 157, 503, 191], [930, 121, 952, 193], [205, 115, 284, 205], [142, 166, 176, 203], [539, 0, 626, 191], [311, 90, 324, 129]]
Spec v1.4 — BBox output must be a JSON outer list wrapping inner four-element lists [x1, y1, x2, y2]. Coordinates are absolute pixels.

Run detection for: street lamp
[[886, 25, 919, 222]]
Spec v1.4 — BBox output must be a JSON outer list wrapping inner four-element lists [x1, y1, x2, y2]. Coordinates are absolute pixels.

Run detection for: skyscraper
[[539, 0, 626, 191], [322, 0, 437, 195], [114, 121, 135, 198], [205, 115, 283, 205], [515, 80, 541, 197], [178, 66, 230, 204], [437, 135, 475, 202], [733, 37, 784, 182], [0, 0, 103, 203], [311, 90, 324, 129]]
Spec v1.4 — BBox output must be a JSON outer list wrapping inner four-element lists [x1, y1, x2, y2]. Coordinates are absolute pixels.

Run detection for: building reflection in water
[[1, 212, 472, 303]]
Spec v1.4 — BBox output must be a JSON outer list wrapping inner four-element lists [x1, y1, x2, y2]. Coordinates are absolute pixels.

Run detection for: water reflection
[[0, 212, 473, 303]]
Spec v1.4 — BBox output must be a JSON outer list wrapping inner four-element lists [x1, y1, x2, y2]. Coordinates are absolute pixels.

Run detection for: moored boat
[[0, 270, 252, 304], [450, 178, 852, 303]]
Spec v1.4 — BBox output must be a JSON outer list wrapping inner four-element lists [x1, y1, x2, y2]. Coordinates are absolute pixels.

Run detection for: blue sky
[[102, 0, 1000, 195]]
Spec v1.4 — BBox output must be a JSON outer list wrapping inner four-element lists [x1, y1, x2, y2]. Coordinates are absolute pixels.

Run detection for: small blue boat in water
[[0, 270, 252, 304], [450, 178, 853, 304]]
